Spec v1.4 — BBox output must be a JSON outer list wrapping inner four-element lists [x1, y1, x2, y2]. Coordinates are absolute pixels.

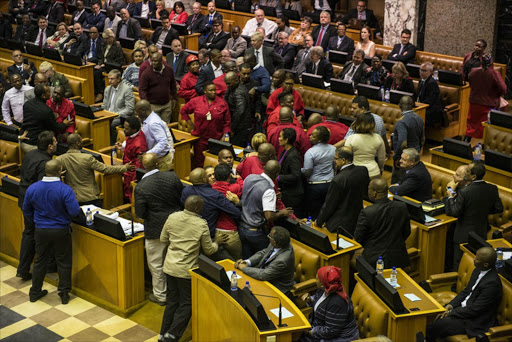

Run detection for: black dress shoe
[[30, 290, 48, 302], [16, 272, 32, 281], [59, 292, 70, 304]]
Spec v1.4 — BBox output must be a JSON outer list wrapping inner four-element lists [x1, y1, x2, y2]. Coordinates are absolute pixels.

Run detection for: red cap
[[186, 54, 199, 65]]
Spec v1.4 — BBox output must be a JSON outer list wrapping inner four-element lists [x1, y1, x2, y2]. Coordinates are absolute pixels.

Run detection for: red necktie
[[39, 30, 44, 47], [316, 27, 325, 46]]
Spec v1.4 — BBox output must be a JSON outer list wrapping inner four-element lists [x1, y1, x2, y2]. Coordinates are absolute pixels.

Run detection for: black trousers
[[160, 275, 192, 339], [304, 182, 330, 220], [93, 67, 106, 95], [426, 316, 466, 341], [29, 228, 72, 297], [79, 199, 103, 208], [17, 214, 36, 276]]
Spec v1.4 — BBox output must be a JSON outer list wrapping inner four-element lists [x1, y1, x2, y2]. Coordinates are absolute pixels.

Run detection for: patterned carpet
[[0, 261, 160, 342]]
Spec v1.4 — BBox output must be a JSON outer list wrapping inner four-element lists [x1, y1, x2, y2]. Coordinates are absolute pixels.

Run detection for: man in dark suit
[[133, 0, 156, 18], [122, 0, 137, 16], [387, 29, 416, 65], [316, 146, 370, 235], [0, 13, 13, 40], [444, 160, 503, 270], [116, 8, 142, 40], [150, 17, 179, 50], [199, 19, 229, 51], [14, 14, 33, 42], [70, 1, 88, 26], [8, 50, 37, 86], [355, 178, 410, 269], [27, 0, 48, 17], [165, 39, 189, 82], [426, 247, 502, 341], [104, 0, 127, 12], [305, 46, 333, 82], [341, 0, 382, 38], [186, 2, 204, 34], [61, 23, 89, 56], [195, 49, 222, 94], [224, 71, 252, 147], [273, 31, 296, 70], [246, 32, 284, 76], [235, 226, 295, 294], [83, 1, 106, 32], [199, 1, 223, 35], [327, 23, 355, 59], [84, 26, 104, 65], [414, 61, 445, 126], [338, 49, 368, 85], [311, 11, 336, 51], [27, 16, 55, 47], [389, 148, 432, 202], [44, 0, 64, 24]]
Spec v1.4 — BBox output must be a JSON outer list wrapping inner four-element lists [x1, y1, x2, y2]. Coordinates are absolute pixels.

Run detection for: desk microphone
[[251, 292, 288, 328]]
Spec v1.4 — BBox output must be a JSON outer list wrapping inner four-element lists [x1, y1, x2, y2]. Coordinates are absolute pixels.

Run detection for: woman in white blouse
[[46, 22, 69, 51], [355, 25, 375, 58]]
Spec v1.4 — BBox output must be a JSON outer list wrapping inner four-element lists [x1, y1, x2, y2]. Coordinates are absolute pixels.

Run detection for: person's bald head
[[33, 73, 47, 86], [306, 113, 323, 129], [454, 164, 471, 184], [67, 133, 82, 149], [135, 100, 152, 120], [475, 247, 497, 270], [184, 195, 204, 214], [263, 159, 281, 180], [258, 143, 276, 163], [399, 96, 414, 111], [223, 60, 236, 73], [224, 71, 239, 90], [368, 178, 388, 201], [279, 107, 293, 123], [142, 153, 159, 171], [218, 149, 234, 168], [45, 159, 62, 177], [324, 106, 340, 121], [189, 168, 207, 185]]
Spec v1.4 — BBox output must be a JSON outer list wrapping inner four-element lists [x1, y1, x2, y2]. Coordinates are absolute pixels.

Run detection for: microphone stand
[[336, 225, 341, 251], [252, 292, 288, 328]]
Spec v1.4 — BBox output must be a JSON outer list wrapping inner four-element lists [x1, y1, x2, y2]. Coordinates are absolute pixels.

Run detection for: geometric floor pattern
[[0, 261, 159, 342]]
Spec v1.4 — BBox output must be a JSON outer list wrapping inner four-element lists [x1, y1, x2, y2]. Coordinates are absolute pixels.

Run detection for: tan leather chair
[[352, 283, 389, 338], [74, 117, 93, 147], [290, 241, 321, 315], [98, 127, 126, 157], [484, 126, 512, 155], [0, 140, 20, 174]]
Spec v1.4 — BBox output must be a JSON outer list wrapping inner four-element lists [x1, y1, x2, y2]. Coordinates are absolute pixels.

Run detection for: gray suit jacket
[[243, 243, 295, 293], [104, 15, 121, 34], [225, 37, 247, 58], [101, 81, 135, 118], [246, 46, 284, 75]]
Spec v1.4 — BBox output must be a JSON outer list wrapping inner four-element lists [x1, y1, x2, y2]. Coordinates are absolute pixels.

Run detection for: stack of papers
[[226, 271, 242, 280], [404, 293, 421, 302], [331, 237, 354, 249], [118, 217, 144, 234]]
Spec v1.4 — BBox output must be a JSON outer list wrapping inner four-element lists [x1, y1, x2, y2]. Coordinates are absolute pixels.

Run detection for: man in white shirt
[[2, 74, 33, 127], [242, 9, 277, 38], [104, 6, 121, 34]]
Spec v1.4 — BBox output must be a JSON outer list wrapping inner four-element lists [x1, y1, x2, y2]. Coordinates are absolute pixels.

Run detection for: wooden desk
[[430, 146, 512, 189], [461, 238, 512, 257], [172, 129, 199, 179], [0, 48, 95, 105], [76, 110, 118, 151], [354, 269, 445, 341], [190, 259, 310, 342], [0, 173, 23, 264], [294, 223, 361, 292]]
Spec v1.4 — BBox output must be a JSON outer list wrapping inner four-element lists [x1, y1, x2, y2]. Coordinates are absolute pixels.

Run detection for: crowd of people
[[1, 0, 509, 341]]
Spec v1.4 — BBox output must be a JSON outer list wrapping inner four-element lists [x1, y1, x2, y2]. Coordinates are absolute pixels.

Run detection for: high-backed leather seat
[[352, 283, 389, 338], [484, 126, 512, 155], [0, 140, 20, 173], [74, 117, 93, 147]]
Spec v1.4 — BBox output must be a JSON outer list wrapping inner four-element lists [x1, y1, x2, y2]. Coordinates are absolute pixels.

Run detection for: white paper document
[[118, 217, 144, 234], [385, 278, 400, 288], [331, 237, 354, 249], [404, 293, 422, 302], [270, 307, 294, 319], [226, 271, 242, 280], [233, 148, 244, 155], [80, 204, 101, 215], [502, 251, 512, 260]]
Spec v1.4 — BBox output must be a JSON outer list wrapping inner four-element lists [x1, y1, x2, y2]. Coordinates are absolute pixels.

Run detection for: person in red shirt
[[181, 82, 231, 167], [307, 105, 349, 145], [213, 61, 237, 99], [265, 92, 302, 135], [46, 85, 76, 142], [266, 74, 305, 120], [268, 107, 311, 159], [236, 143, 276, 180], [178, 55, 200, 102], [116, 116, 148, 200]]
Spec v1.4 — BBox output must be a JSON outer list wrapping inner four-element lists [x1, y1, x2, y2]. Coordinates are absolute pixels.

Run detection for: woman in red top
[[178, 55, 200, 102], [181, 82, 231, 167], [169, 1, 188, 24], [465, 54, 507, 141]]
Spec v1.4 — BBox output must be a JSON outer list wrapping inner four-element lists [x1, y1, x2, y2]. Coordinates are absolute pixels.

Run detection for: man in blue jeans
[[239, 160, 293, 258], [23, 159, 80, 304]]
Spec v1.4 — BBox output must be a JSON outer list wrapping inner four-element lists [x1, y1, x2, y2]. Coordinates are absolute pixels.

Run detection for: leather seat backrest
[[75, 117, 91, 139], [352, 283, 388, 338], [411, 79, 459, 109], [123, 49, 133, 65], [497, 278, 512, 326], [116, 128, 126, 144], [333, 65, 343, 78], [0, 140, 20, 166], [296, 87, 352, 116], [141, 28, 153, 42], [67, 78, 82, 100], [0, 59, 11, 79], [428, 167, 452, 200], [370, 103, 401, 136], [405, 224, 419, 251], [203, 153, 219, 169], [456, 252, 475, 293], [375, 45, 392, 59], [488, 190, 512, 228], [484, 126, 512, 155], [292, 241, 320, 284]]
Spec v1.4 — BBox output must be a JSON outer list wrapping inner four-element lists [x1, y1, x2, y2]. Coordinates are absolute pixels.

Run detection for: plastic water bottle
[[390, 267, 398, 287], [380, 86, 384, 101], [86, 208, 93, 226], [496, 248, 504, 268], [223, 133, 230, 143], [474, 142, 482, 160], [244, 281, 251, 291], [230, 271, 238, 291], [384, 88, 390, 103], [376, 256, 384, 276], [433, 68, 439, 81], [306, 216, 312, 227], [111, 148, 117, 165]]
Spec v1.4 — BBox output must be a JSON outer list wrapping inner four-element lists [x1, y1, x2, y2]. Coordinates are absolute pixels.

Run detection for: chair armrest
[[489, 324, 512, 337], [0, 163, 20, 173], [168, 122, 179, 129], [444, 104, 458, 114], [500, 221, 512, 231], [69, 95, 82, 102], [98, 146, 114, 154], [291, 279, 317, 296], [428, 272, 458, 285], [110, 203, 132, 213], [407, 247, 420, 258]]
